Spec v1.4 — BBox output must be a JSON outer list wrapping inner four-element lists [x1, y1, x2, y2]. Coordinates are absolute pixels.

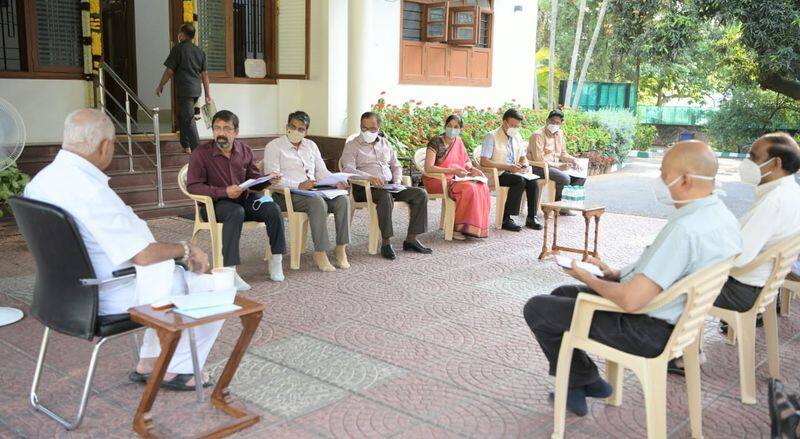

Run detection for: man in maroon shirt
[[187, 110, 286, 281]]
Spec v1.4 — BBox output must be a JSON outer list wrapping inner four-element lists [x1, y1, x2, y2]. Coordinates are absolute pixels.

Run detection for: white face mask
[[506, 127, 520, 138], [286, 128, 305, 144], [547, 124, 561, 134], [651, 174, 715, 205], [361, 130, 379, 143], [445, 127, 461, 138], [738, 157, 774, 186]]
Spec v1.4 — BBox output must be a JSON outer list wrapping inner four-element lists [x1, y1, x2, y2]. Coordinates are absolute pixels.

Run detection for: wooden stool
[[128, 295, 265, 438], [538, 201, 605, 261]]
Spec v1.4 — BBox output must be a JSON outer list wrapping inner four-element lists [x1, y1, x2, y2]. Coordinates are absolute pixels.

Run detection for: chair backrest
[[660, 257, 735, 359], [749, 232, 800, 313], [177, 164, 190, 196], [471, 146, 483, 166], [9, 196, 99, 340], [413, 148, 426, 172]]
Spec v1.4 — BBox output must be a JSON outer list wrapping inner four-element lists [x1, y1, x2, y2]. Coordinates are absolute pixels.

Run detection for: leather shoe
[[501, 218, 522, 232], [559, 209, 578, 216], [403, 240, 433, 254], [380, 244, 396, 260], [525, 217, 543, 230]]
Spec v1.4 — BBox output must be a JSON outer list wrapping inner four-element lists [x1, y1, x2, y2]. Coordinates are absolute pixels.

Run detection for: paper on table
[[174, 304, 241, 319], [565, 158, 589, 179], [170, 287, 236, 310], [315, 172, 355, 187], [555, 255, 605, 278], [239, 175, 275, 189], [454, 175, 488, 184]]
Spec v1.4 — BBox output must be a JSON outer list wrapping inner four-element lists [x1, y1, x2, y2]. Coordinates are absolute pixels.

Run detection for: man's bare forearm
[[132, 242, 183, 266]]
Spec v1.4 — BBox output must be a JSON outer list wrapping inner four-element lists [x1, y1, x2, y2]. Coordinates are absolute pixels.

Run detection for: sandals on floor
[[128, 371, 151, 383], [667, 359, 685, 377], [160, 373, 214, 391]]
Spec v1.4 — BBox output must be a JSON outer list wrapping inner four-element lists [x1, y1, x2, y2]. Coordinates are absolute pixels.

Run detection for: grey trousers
[[352, 186, 428, 239], [273, 193, 350, 252], [177, 96, 200, 150], [714, 277, 762, 312], [532, 166, 586, 201]]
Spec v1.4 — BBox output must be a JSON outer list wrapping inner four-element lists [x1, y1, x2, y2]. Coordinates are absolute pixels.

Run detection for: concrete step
[[133, 200, 195, 219], [107, 167, 182, 189], [116, 183, 184, 206]]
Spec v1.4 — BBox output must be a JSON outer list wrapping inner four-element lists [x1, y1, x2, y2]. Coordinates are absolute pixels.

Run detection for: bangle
[[179, 241, 191, 262]]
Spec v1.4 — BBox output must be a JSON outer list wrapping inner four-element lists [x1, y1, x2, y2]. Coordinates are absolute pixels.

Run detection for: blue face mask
[[252, 194, 274, 210]]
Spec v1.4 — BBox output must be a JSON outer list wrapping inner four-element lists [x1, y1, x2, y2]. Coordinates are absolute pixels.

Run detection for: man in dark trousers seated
[[187, 110, 286, 282], [523, 141, 741, 416]]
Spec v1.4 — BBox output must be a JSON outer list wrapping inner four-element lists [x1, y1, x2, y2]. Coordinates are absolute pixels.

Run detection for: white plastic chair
[[413, 148, 455, 241]]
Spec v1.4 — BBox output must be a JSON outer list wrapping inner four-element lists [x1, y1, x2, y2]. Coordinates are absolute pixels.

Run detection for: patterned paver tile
[[295, 395, 418, 438]]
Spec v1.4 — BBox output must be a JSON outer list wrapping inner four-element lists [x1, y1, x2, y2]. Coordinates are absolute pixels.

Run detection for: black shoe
[[720, 315, 763, 335], [525, 217, 543, 230], [501, 218, 522, 232], [559, 210, 578, 216], [403, 240, 433, 254], [667, 358, 685, 376], [380, 244, 396, 260]]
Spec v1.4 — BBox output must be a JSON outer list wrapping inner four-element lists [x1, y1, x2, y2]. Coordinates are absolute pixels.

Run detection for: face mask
[[445, 127, 461, 138], [738, 157, 775, 186], [651, 174, 715, 205], [252, 194, 274, 210], [547, 124, 561, 134], [506, 127, 520, 137], [287, 129, 305, 144], [361, 130, 379, 143]]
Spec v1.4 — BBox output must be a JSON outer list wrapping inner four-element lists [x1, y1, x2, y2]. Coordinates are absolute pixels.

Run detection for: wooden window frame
[[203, 0, 309, 85], [423, 2, 448, 43], [0, 0, 84, 80], [448, 5, 479, 46], [399, 0, 493, 87]]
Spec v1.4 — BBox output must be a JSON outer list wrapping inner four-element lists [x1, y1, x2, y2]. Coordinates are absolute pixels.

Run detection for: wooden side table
[[539, 202, 606, 261], [128, 295, 265, 438]]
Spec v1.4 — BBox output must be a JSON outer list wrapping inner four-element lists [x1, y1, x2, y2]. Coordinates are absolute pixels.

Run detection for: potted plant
[[0, 165, 30, 220]]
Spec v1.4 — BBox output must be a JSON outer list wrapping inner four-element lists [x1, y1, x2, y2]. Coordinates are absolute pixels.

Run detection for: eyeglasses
[[212, 126, 235, 133]]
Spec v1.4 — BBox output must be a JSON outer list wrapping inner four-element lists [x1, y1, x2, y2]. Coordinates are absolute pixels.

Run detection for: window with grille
[[35, 0, 82, 68], [402, 2, 422, 41], [0, 0, 23, 71], [233, 0, 264, 77], [478, 12, 489, 48], [197, 0, 228, 74]]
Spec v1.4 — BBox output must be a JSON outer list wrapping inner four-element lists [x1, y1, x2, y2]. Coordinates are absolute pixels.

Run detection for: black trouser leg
[[714, 277, 761, 312], [212, 199, 246, 266], [392, 187, 429, 238], [243, 193, 286, 255], [523, 284, 674, 388], [177, 96, 199, 150], [497, 172, 525, 219], [524, 178, 541, 220]]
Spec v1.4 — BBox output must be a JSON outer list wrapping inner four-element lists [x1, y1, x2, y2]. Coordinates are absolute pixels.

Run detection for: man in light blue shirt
[[523, 141, 741, 416]]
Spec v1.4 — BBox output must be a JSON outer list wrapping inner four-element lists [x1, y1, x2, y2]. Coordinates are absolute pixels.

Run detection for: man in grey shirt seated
[[156, 23, 211, 153], [523, 141, 741, 416]]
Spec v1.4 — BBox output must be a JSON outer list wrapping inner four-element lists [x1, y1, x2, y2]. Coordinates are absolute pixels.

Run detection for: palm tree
[[548, 0, 558, 109], [571, 0, 609, 109], [531, 0, 541, 110], [564, 0, 587, 109]]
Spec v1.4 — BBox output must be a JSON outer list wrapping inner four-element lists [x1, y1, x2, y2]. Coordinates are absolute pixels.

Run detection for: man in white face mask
[[524, 140, 740, 416], [529, 109, 585, 216], [699, 133, 800, 343]]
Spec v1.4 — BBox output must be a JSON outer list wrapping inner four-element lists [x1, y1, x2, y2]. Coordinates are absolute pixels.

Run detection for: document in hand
[[554, 255, 604, 277], [381, 183, 406, 193], [565, 158, 590, 179], [454, 175, 488, 184], [315, 173, 355, 187], [520, 173, 540, 181], [290, 188, 349, 199], [201, 100, 218, 129], [239, 175, 276, 189]]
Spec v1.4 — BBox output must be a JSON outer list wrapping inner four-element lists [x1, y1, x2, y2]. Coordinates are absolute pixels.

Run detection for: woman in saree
[[423, 114, 491, 239]]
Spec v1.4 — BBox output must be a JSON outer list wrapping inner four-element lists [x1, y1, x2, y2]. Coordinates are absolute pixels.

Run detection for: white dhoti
[[99, 261, 223, 374]]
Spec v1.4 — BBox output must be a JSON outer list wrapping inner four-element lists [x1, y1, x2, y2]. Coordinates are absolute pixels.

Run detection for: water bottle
[[563, 186, 574, 205], [577, 186, 586, 205]]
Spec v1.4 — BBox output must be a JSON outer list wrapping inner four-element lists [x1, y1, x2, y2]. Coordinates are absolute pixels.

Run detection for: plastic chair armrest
[[530, 161, 549, 181], [349, 179, 373, 204]]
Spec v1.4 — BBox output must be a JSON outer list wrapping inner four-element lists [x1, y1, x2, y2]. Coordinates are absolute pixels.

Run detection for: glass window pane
[[35, 0, 81, 68], [402, 1, 422, 41], [455, 11, 474, 25], [197, 0, 228, 73], [454, 27, 473, 40], [427, 22, 445, 38], [233, 0, 265, 77], [428, 6, 445, 22], [0, 0, 23, 71]]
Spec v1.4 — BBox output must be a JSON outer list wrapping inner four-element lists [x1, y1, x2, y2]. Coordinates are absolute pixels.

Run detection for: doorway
[[101, 0, 138, 130]]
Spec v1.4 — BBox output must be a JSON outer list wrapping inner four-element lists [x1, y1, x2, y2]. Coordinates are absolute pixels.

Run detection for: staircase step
[[116, 183, 185, 206], [108, 167, 182, 189], [132, 200, 195, 219]]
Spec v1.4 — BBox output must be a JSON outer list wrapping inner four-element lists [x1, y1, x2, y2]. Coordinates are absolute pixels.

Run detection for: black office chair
[[10, 196, 159, 430]]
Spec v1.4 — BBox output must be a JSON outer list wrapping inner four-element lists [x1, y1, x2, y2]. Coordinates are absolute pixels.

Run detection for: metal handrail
[[95, 63, 165, 207]]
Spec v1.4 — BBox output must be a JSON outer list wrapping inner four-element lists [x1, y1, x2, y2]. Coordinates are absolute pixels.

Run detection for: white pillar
[[347, 0, 372, 135]]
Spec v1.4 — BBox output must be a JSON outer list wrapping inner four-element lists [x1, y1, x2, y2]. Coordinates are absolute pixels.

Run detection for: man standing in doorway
[[156, 23, 211, 154]]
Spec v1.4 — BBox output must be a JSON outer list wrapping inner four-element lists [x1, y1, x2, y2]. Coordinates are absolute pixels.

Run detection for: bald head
[[663, 140, 718, 178], [63, 108, 115, 156]]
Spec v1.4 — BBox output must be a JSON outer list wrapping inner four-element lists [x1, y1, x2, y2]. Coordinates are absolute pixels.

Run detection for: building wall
[[367, 1, 537, 112], [134, 0, 172, 113], [0, 79, 87, 144]]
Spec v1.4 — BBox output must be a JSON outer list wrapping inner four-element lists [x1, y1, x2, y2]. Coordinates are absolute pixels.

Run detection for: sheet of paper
[[520, 173, 540, 181], [201, 101, 217, 129], [174, 304, 241, 319], [454, 175, 488, 184], [239, 175, 275, 189], [289, 188, 349, 199], [555, 255, 605, 278], [565, 158, 589, 179], [169, 287, 236, 310], [381, 183, 406, 193], [315, 172, 355, 187], [135, 259, 176, 305]]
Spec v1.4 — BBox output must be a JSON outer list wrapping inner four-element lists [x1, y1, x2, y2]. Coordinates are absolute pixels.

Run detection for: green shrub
[[372, 98, 622, 164], [634, 124, 659, 152], [0, 165, 30, 218], [586, 110, 637, 164]]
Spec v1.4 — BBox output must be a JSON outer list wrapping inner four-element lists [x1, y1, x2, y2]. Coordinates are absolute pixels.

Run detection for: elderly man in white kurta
[[24, 108, 221, 391]]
